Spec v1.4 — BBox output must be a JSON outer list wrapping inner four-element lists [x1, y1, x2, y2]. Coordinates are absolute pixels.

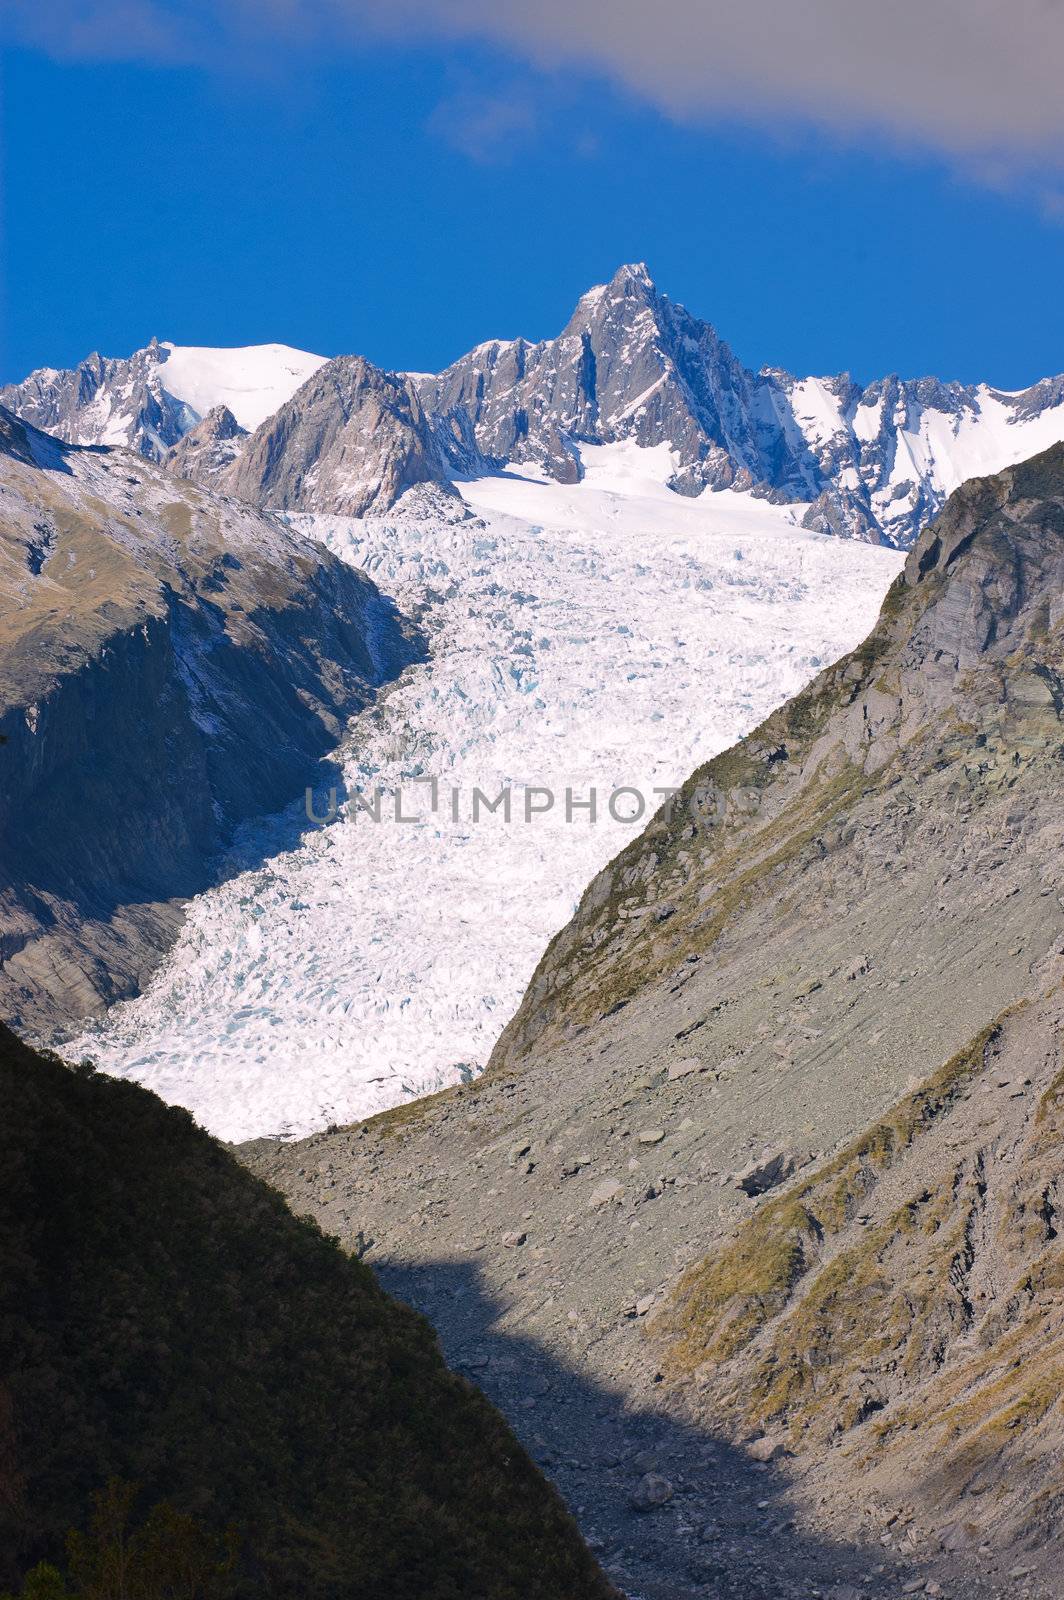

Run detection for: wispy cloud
[[10, 0, 1064, 175], [428, 87, 540, 164]]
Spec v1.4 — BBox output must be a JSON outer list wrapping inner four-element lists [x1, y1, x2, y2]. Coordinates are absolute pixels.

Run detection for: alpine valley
[[4, 265, 1064, 1599]]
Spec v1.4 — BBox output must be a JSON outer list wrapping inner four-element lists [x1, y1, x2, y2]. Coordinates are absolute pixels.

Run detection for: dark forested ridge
[[0, 1023, 613, 1599]]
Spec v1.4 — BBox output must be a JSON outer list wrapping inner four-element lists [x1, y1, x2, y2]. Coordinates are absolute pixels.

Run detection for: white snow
[[158, 342, 327, 432], [906, 386, 1064, 496], [797, 381, 1064, 505], [66, 445, 902, 1141], [787, 377, 846, 448]]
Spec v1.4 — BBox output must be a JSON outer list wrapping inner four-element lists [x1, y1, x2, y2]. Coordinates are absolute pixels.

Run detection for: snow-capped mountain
[[6, 266, 1064, 545], [0, 339, 325, 461], [414, 263, 1064, 546]]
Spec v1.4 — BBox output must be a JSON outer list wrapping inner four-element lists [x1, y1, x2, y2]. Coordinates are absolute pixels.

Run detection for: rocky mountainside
[[8, 268, 1063, 545], [0, 405, 419, 1038], [244, 444, 1064, 1599], [0, 1022, 614, 1599], [660, 993, 1064, 1563]]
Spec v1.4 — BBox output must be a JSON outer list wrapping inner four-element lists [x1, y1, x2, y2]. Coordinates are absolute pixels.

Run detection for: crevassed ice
[[67, 445, 903, 1141]]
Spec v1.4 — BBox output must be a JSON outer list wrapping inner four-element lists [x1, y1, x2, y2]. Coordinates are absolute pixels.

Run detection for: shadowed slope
[[0, 1023, 614, 1600]]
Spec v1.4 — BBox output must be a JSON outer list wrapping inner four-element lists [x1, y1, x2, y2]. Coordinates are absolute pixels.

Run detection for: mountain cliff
[[0, 406, 419, 1037], [0, 1022, 614, 1600], [245, 444, 1064, 1596]]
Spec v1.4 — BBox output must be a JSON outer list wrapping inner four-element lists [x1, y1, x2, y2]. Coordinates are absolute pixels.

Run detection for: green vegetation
[[3, 1480, 238, 1600], [0, 1025, 611, 1600]]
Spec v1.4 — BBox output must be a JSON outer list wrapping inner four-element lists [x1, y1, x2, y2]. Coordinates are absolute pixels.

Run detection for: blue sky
[[3, 20, 1063, 390]]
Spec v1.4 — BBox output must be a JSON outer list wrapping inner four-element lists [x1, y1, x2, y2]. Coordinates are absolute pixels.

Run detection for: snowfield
[[158, 341, 327, 431], [67, 446, 902, 1140]]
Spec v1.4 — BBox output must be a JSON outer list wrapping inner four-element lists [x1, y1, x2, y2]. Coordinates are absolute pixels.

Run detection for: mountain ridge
[[0, 338, 324, 461], [7, 267, 1064, 546]]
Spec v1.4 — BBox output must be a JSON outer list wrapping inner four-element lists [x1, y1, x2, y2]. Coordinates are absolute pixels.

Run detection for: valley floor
[[67, 447, 900, 1139]]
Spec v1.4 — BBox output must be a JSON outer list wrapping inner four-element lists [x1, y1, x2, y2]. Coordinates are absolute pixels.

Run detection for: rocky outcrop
[[165, 402, 247, 482], [0, 406, 420, 1036], [243, 445, 1064, 1594], [0, 1023, 614, 1600], [219, 355, 455, 517]]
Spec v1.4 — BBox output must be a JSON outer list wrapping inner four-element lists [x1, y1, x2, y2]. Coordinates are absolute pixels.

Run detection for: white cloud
[[11, 0, 1064, 165]]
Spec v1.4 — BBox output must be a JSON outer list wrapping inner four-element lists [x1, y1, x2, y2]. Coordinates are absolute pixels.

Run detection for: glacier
[[66, 443, 902, 1140]]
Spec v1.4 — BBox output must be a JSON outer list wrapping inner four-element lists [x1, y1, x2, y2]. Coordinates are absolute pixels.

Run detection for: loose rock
[[589, 1178, 624, 1208], [630, 1472, 674, 1511]]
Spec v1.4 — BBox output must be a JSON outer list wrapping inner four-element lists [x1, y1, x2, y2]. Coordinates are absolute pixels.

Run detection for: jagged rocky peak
[[414, 265, 1064, 545], [0, 337, 196, 461], [219, 354, 452, 517], [166, 402, 247, 483], [416, 260, 762, 493]]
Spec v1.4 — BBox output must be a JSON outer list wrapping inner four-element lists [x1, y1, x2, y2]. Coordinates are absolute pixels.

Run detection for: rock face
[[219, 355, 455, 517], [243, 444, 1064, 1595], [0, 1023, 614, 1600], [0, 406, 419, 1036], [165, 402, 247, 483], [8, 269, 1064, 545]]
